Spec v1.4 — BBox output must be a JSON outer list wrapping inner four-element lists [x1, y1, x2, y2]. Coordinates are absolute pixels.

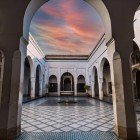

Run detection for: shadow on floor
[[23, 96, 45, 104]]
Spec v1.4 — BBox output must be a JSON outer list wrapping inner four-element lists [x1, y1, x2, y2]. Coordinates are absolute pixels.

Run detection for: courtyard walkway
[[17, 97, 140, 139]]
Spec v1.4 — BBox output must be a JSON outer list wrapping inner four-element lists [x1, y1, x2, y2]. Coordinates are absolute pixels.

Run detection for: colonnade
[[0, 0, 140, 139], [91, 58, 112, 102], [23, 56, 45, 101], [48, 73, 86, 96]]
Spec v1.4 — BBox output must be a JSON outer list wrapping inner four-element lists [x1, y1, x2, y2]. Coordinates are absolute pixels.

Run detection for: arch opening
[[133, 69, 140, 100], [132, 5, 140, 136], [136, 70, 140, 100], [23, 57, 31, 100], [93, 67, 99, 98], [131, 42, 140, 101], [49, 75, 58, 93], [61, 72, 74, 93], [77, 75, 86, 93], [131, 42, 140, 66], [19, 0, 112, 137], [101, 58, 112, 102], [35, 65, 41, 97]]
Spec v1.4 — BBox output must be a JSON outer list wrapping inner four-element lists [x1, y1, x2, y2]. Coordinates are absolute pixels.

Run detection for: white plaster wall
[[46, 61, 87, 83], [27, 35, 46, 72], [87, 37, 108, 83], [26, 34, 46, 96], [134, 10, 140, 49]]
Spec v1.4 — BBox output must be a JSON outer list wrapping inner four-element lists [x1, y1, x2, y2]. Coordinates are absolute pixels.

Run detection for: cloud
[[30, 0, 104, 55]]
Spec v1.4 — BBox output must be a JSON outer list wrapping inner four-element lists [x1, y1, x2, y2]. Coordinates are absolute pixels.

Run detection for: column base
[[92, 95, 95, 98], [31, 96, 35, 100], [99, 96, 103, 100], [0, 125, 21, 140], [116, 125, 138, 140]]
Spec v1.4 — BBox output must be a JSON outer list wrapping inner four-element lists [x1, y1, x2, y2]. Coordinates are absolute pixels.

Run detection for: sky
[[30, 0, 104, 55]]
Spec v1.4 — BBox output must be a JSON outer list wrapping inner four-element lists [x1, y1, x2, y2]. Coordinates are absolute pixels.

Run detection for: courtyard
[[16, 97, 140, 139]]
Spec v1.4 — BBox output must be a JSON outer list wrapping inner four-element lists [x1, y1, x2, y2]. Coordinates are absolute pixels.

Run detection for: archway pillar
[[102, 1, 139, 139], [112, 53, 137, 139], [58, 69, 61, 96], [39, 79, 43, 96], [98, 78, 103, 100], [30, 77, 36, 99], [58, 82, 61, 97], [74, 77, 77, 96], [0, 49, 24, 139], [91, 81, 95, 97]]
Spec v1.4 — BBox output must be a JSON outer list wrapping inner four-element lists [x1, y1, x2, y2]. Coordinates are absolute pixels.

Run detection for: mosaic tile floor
[[20, 97, 140, 139], [17, 131, 118, 140], [21, 97, 114, 133]]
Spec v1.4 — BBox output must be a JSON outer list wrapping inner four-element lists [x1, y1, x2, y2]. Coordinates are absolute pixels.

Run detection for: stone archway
[[1, 0, 140, 139], [21, 1, 111, 138], [100, 58, 112, 102]]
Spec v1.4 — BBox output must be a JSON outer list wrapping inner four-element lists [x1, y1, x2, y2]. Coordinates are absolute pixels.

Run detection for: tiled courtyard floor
[[21, 97, 115, 133], [19, 97, 140, 139]]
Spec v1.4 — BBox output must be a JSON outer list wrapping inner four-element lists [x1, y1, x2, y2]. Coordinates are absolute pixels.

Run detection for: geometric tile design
[[39, 98, 93, 106], [21, 97, 140, 136], [21, 97, 115, 133], [17, 131, 119, 140]]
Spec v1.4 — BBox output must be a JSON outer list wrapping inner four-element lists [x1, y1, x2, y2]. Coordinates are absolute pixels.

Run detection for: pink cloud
[[31, 0, 104, 55]]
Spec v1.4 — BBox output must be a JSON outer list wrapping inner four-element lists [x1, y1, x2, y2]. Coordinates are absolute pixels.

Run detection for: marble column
[[74, 77, 77, 96], [101, 1, 139, 139], [112, 52, 137, 139], [91, 81, 95, 97], [39, 79, 43, 97], [58, 82, 61, 96], [57, 75, 61, 96], [98, 78, 103, 100], [0, 49, 24, 139], [30, 77, 35, 99]]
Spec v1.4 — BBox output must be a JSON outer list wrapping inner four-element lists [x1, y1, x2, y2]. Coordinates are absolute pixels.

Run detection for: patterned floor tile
[[78, 126, 92, 132], [24, 126, 38, 132], [61, 126, 73, 132], [21, 97, 140, 136], [69, 124, 81, 128], [16, 131, 119, 140], [42, 126, 55, 132], [96, 126, 110, 132], [37, 124, 48, 129]]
